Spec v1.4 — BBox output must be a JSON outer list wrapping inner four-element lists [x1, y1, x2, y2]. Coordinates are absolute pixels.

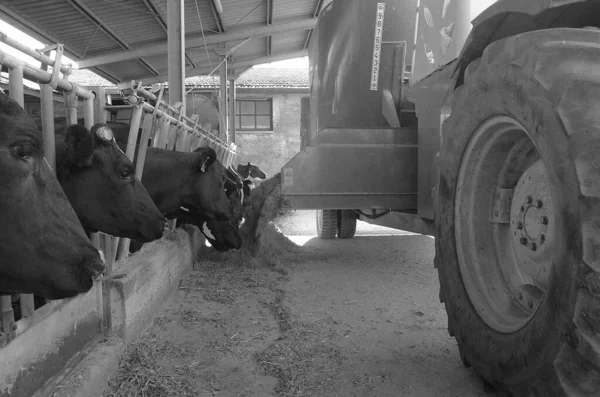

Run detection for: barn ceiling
[[0, 0, 327, 84]]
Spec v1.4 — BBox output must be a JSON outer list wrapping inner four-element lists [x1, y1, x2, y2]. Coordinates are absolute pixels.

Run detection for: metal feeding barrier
[[106, 80, 241, 262], [0, 34, 240, 353]]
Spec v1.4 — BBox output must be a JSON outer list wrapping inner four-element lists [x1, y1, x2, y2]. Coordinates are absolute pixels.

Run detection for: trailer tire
[[337, 210, 357, 239], [436, 29, 600, 396], [316, 209, 337, 239]]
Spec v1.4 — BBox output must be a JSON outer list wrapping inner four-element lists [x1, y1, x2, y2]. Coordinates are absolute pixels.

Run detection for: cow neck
[[143, 148, 198, 215]]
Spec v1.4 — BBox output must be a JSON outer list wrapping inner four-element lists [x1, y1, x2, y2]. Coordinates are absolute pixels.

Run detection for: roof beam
[[0, 3, 118, 83], [79, 18, 317, 68], [118, 49, 308, 88], [65, 0, 159, 76], [304, 0, 324, 49], [266, 0, 273, 56], [140, 0, 196, 68], [210, 0, 225, 33]]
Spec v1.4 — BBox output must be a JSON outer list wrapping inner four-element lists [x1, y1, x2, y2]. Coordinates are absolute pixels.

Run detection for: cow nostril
[[86, 257, 106, 279]]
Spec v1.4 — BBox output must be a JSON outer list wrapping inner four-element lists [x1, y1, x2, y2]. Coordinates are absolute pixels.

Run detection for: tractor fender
[[453, 0, 600, 87]]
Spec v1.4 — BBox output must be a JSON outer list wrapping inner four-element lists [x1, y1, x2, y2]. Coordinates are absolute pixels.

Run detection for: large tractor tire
[[337, 210, 357, 239], [436, 29, 600, 396], [316, 209, 337, 239]]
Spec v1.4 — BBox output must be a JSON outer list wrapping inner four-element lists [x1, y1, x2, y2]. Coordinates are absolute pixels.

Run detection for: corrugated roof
[[185, 67, 309, 89], [69, 68, 116, 87], [66, 66, 309, 90], [0, 0, 323, 84]]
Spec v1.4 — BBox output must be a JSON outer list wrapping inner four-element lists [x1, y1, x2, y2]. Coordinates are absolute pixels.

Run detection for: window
[[235, 99, 273, 131]]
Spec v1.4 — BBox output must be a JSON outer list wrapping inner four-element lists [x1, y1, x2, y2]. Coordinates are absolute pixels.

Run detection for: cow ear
[[197, 147, 217, 172], [64, 124, 95, 167]]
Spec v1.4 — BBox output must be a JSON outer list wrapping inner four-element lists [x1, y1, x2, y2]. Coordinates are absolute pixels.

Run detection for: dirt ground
[[103, 210, 497, 397]]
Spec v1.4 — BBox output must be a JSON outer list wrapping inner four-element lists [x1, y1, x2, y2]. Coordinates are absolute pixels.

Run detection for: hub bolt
[[530, 242, 537, 251], [517, 222, 523, 230], [520, 237, 528, 246], [541, 216, 549, 225], [540, 234, 546, 244], [536, 199, 543, 208], [526, 196, 533, 204]]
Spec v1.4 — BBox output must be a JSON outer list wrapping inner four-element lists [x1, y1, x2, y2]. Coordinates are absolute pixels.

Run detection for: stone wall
[[234, 94, 303, 181], [186, 92, 306, 181]]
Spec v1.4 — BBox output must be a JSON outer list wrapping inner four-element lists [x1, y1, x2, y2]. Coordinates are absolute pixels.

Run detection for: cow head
[[181, 147, 233, 221], [0, 93, 104, 299], [237, 162, 267, 179], [56, 123, 165, 242], [173, 166, 244, 251]]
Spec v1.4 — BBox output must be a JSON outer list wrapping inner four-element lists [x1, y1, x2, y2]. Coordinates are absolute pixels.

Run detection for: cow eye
[[12, 143, 33, 160], [119, 170, 131, 178]]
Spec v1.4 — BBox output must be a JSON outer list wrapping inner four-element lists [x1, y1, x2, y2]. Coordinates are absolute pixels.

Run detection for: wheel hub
[[510, 160, 554, 290]]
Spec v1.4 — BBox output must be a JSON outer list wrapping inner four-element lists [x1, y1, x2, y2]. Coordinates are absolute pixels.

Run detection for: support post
[[167, 0, 185, 105], [228, 77, 236, 143], [91, 86, 108, 124], [219, 57, 228, 141]]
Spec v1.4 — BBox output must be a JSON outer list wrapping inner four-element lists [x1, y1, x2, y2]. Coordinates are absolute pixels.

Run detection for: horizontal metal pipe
[[126, 49, 308, 87], [132, 85, 229, 148], [78, 18, 317, 68], [0, 49, 93, 99], [0, 32, 72, 74], [138, 101, 234, 152]]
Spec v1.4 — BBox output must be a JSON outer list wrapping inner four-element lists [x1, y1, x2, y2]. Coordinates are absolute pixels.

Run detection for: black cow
[[0, 92, 105, 299], [55, 124, 165, 242], [173, 163, 245, 251], [237, 162, 267, 179], [107, 121, 234, 222]]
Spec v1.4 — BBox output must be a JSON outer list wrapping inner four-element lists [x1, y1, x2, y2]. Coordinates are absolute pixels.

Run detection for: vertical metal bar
[[40, 85, 56, 169], [175, 125, 186, 152], [83, 96, 94, 130], [102, 233, 113, 336], [64, 89, 78, 125], [125, 105, 144, 158], [228, 77, 236, 143], [116, 104, 144, 260], [9, 66, 35, 321], [184, 131, 194, 152], [219, 58, 228, 141], [166, 123, 178, 151], [89, 87, 105, 252], [91, 86, 108, 124], [156, 118, 171, 149], [0, 295, 15, 344], [167, 0, 185, 104], [135, 113, 155, 180], [8, 66, 24, 107]]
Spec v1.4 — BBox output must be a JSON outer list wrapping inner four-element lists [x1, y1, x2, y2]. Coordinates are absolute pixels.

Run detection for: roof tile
[[67, 67, 309, 90]]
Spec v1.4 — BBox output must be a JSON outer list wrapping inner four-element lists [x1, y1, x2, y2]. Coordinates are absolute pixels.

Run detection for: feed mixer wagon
[[280, 0, 600, 395]]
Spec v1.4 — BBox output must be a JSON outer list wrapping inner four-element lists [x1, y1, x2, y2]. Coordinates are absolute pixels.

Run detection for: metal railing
[[0, 36, 240, 348]]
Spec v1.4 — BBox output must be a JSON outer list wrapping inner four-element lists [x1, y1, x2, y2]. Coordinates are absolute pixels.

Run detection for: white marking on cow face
[[239, 187, 244, 204], [180, 206, 190, 212], [202, 222, 215, 240]]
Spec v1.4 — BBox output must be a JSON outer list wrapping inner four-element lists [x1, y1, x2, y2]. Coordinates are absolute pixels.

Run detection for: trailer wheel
[[436, 29, 600, 396], [316, 209, 337, 239], [337, 210, 357, 239]]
